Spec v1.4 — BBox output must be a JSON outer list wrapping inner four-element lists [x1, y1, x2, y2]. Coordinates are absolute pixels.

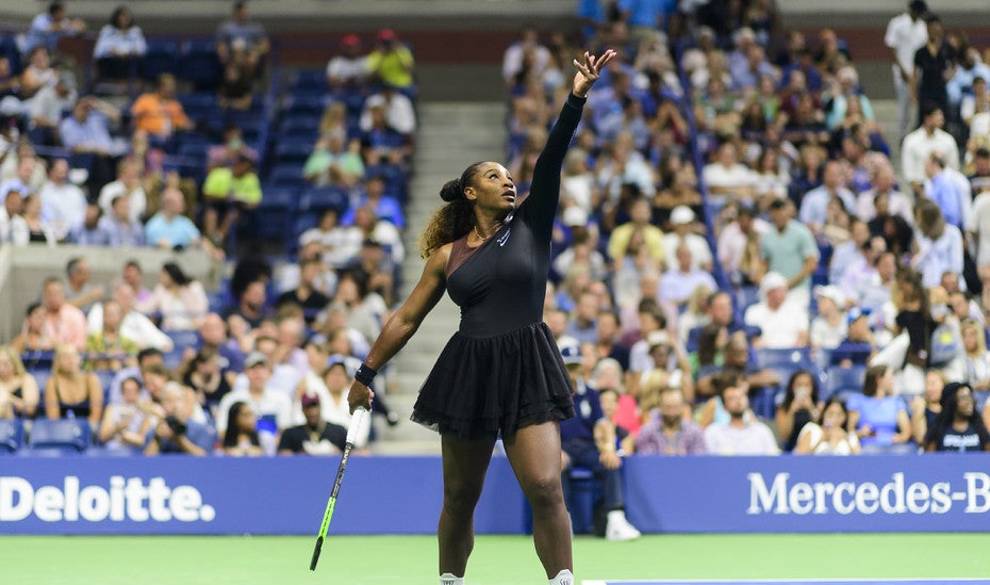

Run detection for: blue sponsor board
[[622, 454, 990, 533], [2, 455, 989, 534]]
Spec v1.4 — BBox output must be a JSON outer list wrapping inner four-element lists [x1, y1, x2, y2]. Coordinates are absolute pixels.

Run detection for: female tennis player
[[348, 49, 616, 585]]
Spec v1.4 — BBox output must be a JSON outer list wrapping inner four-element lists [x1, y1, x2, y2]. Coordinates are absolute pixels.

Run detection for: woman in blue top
[[347, 51, 616, 585], [847, 365, 913, 452]]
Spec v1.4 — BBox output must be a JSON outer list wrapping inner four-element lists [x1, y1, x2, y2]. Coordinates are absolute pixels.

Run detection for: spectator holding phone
[[775, 369, 823, 451], [795, 397, 861, 455], [221, 401, 264, 456], [215, 352, 291, 454]]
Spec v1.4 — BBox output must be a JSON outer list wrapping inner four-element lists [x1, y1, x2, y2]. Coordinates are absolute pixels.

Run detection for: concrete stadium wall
[[0, 245, 219, 342]]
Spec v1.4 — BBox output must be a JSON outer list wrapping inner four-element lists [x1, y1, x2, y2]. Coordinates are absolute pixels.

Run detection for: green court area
[[2, 534, 989, 585]]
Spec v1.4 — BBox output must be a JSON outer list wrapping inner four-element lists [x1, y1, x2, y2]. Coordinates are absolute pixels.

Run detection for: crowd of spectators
[[0, 1, 416, 456], [5, 0, 990, 464], [507, 0, 990, 474]]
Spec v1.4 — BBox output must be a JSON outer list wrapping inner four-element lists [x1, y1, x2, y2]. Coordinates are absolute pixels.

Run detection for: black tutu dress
[[410, 93, 587, 440]]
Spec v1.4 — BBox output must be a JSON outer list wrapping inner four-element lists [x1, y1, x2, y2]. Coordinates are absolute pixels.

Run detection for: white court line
[[581, 577, 990, 585]]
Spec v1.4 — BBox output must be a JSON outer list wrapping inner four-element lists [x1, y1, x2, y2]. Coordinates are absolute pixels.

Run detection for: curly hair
[[418, 161, 486, 258]]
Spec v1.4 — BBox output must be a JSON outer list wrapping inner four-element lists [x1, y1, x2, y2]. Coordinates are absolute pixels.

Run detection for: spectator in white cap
[[810, 285, 847, 352], [744, 272, 809, 349], [215, 351, 292, 453], [663, 205, 711, 271]]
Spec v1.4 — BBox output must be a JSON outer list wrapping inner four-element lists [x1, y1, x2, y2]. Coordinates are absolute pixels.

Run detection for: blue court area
[[584, 580, 990, 585]]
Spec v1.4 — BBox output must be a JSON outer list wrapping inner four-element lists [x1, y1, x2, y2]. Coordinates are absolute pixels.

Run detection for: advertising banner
[[2, 455, 989, 534]]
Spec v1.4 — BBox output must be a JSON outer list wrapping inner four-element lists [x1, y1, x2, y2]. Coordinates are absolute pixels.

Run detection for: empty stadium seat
[[163, 330, 200, 369], [179, 39, 222, 89], [823, 365, 867, 401], [0, 419, 24, 454], [258, 187, 298, 212], [21, 350, 55, 371], [269, 164, 306, 189], [180, 92, 219, 111], [279, 115, 321, 135], [28, 419, 92, 455], [274, 141, 314, 164], [734, 286, 759, 314], [291, 69, 327, 93], [186, 422, 218, 453], [141, 39, 180, 79], [754, 348, 813, 370], [299, 186, 349, 214], [282, 94, 325, 117], [563, 467, 600, 535]]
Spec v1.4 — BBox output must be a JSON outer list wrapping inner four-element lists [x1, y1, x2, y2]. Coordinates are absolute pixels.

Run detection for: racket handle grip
[[347, 407, 369, 446], [309, 536, 324, 571]]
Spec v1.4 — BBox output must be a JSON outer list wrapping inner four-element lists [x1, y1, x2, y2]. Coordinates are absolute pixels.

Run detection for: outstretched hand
[[572, 49, 617, 98]]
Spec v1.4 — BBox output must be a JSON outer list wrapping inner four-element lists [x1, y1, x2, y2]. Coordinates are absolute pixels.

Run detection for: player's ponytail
[[419, 162, 485, 258]]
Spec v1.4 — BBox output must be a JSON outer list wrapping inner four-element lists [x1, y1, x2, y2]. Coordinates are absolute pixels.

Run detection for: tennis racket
[[309, 406, 369, 571]]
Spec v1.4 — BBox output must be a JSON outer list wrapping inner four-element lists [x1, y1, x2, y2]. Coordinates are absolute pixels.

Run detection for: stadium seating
[[823, 365, 868, 401], [140, 39, 179, 79], [299, 186, 349, 214], [0, 419, 24, 454], [28, 419, 92, 455]]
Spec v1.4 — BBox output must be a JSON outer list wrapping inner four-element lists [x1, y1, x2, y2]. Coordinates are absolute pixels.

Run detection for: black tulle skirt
[[411, 321, 576, 440]]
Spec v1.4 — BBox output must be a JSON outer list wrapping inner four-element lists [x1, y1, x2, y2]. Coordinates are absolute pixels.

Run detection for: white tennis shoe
[[605, 509, 641, 541]]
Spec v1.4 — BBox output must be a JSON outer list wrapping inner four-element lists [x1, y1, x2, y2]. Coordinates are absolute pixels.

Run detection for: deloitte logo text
[[747, 472, 990, 515], [0, 476, 216, 523]]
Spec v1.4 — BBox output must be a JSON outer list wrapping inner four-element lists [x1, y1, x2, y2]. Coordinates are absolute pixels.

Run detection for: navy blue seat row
[[0, 419, 91, 455]]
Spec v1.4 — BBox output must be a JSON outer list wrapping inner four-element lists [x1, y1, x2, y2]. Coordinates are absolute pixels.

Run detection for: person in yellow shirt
[[130, 73, 193, 139], [366, 29, 414, 89], [202, 153, 262, 244], [607, 197, 666, 269]]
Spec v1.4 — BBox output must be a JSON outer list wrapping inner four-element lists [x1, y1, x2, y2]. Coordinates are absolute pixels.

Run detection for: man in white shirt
[[704, 377, 780, 456], [885, 0, 929, 140], [359, 84, 416, 135], [902, 104, 959, 193], [29, 70, 76, 130], [97, 157, 146, 223], [702, 142, 756, 204], [856, 163, 913, 222], [87, 282, 174, 352], [502, 29, 550, 84], [230, 324, 308, 397], [659, 244, 717, 308], [39, 158, 86, 240], [326, 34, 368, 87], [744, 272, 809, 349], [799, 160, 856, 234], [662, 205, 712, 271], [216, 352, 292, 436]]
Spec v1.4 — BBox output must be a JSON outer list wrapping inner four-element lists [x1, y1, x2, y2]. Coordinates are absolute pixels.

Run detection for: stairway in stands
[[372, 102, 506, 454]]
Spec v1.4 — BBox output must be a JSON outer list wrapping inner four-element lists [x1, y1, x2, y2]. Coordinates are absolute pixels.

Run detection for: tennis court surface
[[581, 579, 990, 585]]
